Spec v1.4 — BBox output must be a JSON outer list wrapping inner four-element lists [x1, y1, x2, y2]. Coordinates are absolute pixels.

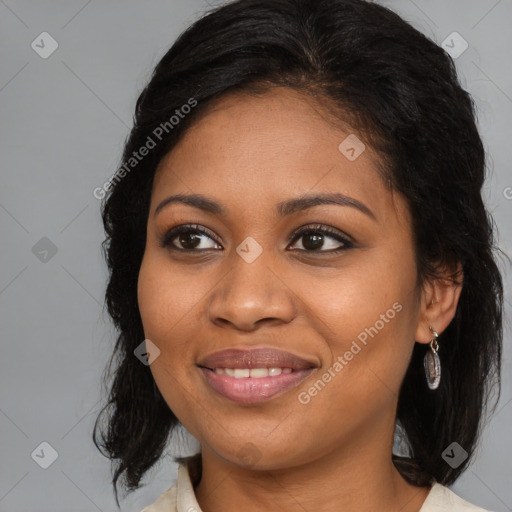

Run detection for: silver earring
[[424, 327, 441, 390]]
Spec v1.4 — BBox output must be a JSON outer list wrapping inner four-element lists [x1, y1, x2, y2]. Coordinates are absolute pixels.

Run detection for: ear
[[414, 262, 463, 344]]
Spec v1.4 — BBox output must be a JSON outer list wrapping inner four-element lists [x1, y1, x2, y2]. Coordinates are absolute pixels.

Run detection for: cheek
[[137, 253, 215, 433], [296, 246, 418, 395], [298, 247, 416, 339], [137, 252, 206, 341]]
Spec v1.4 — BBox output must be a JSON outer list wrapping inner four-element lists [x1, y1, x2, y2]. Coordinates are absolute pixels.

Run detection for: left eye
[[288, 225, 353, 253]]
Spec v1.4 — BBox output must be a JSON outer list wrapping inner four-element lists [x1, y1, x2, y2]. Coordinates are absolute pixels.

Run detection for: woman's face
[[137, 87, 426, 470]]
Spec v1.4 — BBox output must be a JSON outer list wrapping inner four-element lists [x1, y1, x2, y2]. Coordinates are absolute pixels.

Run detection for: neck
[[194, 422, 430, 512]]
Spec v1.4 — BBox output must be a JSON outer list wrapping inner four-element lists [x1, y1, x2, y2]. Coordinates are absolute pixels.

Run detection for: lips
[[198, 347, 316, 371], [197, 347, 317, 404]]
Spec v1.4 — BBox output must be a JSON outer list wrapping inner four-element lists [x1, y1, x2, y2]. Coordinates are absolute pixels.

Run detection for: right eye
[[160, 224, 223, 251]]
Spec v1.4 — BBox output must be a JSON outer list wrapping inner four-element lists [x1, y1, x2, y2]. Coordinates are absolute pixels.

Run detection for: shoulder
[[421, 483, 494, 512], [139, 486, 178, 512], [139, 473, 494, 512], [139, 462, 199, 512]]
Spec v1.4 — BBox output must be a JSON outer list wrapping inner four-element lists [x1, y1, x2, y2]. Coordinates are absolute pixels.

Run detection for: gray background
[[0, 1, 511, 511]]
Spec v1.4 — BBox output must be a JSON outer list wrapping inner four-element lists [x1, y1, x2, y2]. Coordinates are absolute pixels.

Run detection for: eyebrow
[[154, 192, 376, 221]]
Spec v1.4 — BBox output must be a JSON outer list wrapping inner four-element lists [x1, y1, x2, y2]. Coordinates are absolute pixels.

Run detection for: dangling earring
[[424, 327, 441, 390]]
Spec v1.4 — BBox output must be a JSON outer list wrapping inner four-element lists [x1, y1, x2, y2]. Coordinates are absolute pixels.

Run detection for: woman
[[92, 1, 504, 511]]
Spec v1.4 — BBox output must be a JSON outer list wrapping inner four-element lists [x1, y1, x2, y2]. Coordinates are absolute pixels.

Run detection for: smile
[[198, 347, 317, 404], [213, 367, 292, 377]]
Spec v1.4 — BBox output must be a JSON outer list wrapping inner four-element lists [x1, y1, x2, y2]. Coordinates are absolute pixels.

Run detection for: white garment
[[140, 463, 492, 512]]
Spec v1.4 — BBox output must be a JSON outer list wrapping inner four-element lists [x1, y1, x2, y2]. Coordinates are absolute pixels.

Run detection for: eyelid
[[288, 223, 354, 246]]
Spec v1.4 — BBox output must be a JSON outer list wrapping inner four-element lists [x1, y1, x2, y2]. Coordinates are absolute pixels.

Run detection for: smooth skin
[[137, 87, 462, 512]]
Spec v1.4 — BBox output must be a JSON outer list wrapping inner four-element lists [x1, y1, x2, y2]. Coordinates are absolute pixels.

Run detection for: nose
[[207, 249, 296, 332]]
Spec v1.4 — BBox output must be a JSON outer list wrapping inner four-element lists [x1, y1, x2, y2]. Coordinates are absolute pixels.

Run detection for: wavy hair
[[92, 0, 504, 505]]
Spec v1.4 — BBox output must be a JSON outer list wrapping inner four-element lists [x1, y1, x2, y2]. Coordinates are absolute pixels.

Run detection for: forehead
[[151, 87, 399, 223]]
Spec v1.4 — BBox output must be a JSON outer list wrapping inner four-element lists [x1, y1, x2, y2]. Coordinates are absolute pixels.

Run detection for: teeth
[[234, 368, 250, 378], [250, 368, 270, 378], [214, 367, 293, 378]]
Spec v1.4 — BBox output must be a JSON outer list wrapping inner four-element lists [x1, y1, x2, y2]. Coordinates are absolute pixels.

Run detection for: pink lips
[[198, 348, 316, 404]]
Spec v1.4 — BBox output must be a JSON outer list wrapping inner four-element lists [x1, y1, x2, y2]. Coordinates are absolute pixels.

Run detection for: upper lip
[[198, 347, 317, 371]]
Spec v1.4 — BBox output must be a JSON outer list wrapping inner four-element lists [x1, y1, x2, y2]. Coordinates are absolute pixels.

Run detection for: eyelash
[[160, 223, 354, 254]]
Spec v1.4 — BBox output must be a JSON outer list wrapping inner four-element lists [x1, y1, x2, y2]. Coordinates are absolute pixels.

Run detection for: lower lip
[[200, 367, 315, 404]]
